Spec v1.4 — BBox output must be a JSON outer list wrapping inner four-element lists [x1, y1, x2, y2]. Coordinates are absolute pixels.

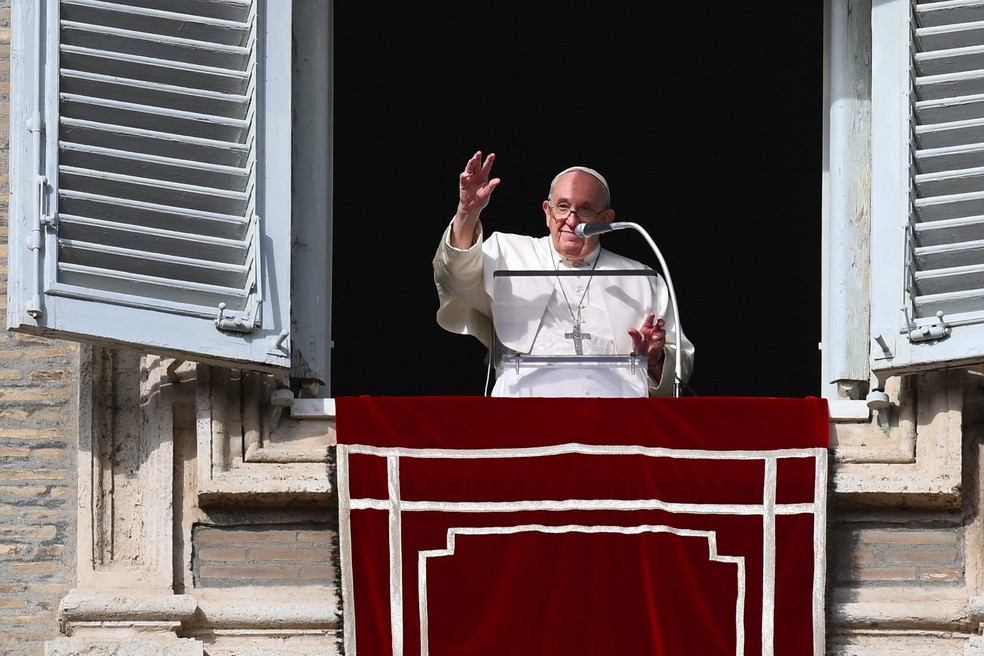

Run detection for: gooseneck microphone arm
[[574, 222, 631, 238], [574, 221, 684, 397]]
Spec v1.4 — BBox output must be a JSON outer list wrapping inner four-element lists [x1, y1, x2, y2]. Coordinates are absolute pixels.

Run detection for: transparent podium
[[490, 269, 660, 398]]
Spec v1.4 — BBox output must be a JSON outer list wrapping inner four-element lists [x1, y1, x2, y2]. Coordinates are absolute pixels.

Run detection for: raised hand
[[452, 151, 501, 248], [459, 151, 501, 213]]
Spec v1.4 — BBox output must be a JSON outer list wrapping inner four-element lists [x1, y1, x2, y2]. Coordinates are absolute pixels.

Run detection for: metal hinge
[[214, 214, 263, 334]]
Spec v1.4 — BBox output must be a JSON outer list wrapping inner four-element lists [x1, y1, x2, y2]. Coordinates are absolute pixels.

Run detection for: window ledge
[[828, 399, 871, 421], [291, 397, 336, 419]]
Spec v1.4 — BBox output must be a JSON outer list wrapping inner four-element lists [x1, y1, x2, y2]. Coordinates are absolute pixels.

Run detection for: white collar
[[552, 243, 602, 269]]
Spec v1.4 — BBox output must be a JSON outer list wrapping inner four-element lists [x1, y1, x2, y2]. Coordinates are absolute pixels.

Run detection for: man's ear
[[543, 200, 552, 227], [602, 208, 616, 224]]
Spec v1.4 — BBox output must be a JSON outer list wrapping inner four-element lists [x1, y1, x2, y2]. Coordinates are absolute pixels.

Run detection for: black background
[[329, 3, 822, 398]]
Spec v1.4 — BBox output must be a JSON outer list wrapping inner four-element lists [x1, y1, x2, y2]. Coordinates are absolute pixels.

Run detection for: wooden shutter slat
[[58, 190, 247, 238], [62, 20, 250, 69], [59, 167, 249, 216], [60, 142, 250, 191], [61, 70, 249, 117], [916, 142, 984, 174], [58, 216, 249, 262], [915, 262, 984, 295], [60, 119, 250, 167], [917, 1, 984, 29], [60, 46, 251, 93], [53, 265, 248, 312], [914, 214, 984, 246], [61, 0, 252, 46]]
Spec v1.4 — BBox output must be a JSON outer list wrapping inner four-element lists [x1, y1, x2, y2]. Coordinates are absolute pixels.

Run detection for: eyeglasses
[[548, 203, 606, 222]]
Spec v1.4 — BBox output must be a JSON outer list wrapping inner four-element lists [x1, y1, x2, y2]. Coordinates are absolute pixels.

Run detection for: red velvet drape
[[337, 396, 829, 656]]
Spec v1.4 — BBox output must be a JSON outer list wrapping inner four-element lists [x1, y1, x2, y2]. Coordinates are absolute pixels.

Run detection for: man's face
[[543, 171, 614, 260]]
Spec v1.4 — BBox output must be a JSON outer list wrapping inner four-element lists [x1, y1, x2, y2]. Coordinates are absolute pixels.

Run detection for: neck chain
[[554, 251, 602, 355]]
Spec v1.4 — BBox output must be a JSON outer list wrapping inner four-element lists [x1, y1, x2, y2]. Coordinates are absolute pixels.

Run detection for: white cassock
[[433, 221, 695, 397]]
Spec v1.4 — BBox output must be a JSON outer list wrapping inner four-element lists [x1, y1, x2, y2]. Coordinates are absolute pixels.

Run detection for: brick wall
[[0, 2, 80, 654], [193, 524, 335, 588], [828, 524, 964, 587]]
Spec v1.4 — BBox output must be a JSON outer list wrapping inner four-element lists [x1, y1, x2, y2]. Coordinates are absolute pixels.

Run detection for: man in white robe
[[433, 151, 694, 397]]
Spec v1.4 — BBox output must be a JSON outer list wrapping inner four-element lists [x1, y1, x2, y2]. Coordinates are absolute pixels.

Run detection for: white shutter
[[9, 0, 293, 373], [870, 0, 984, 374]]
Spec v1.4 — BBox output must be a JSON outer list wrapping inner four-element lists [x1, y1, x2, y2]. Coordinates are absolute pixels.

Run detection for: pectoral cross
[[564, 320, 592, 356]]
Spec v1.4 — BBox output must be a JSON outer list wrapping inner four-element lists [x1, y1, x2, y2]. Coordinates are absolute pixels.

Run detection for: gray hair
[[548, 166, 611, 208]]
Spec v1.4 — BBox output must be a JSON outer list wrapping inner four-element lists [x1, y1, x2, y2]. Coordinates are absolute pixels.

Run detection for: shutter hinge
[[214, 213, 265, 334], [25, 173, 51, 321]]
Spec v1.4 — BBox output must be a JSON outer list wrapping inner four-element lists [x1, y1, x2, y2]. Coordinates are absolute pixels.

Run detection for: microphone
[[573, 220, 687, 398], [574, 222, 632, 238]]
